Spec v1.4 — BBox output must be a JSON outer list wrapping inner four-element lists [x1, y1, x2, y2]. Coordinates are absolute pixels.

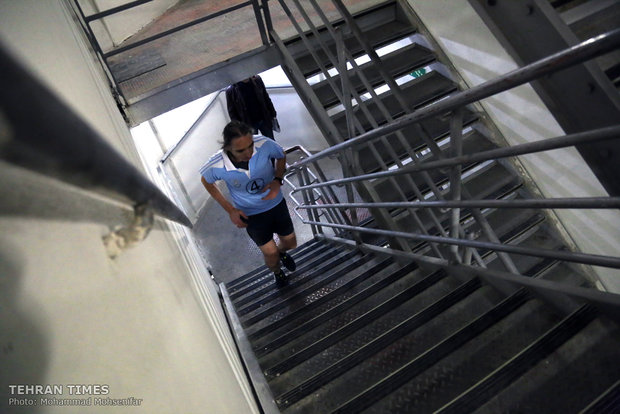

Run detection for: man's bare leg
[[258, 240, 281, 273], [277, 232, 297, 254]]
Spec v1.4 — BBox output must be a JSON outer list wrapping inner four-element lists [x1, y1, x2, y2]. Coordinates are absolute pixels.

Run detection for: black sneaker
[[274, 269, 288, 287], [279, 251, 296, 271]]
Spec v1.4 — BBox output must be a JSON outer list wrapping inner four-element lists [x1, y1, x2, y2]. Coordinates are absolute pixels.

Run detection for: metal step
[[558, 0, 620, 86], [286, 1, 417, 78], [372, 160, 520, 204], [329, 68, 457, 135], [273, 279, 493, 411], [356, 112, 481, 173], [311, 41, 436, 109], [224, 238, 322, 292], [221, 240, 618, 413], [252, 257, 405, 357]]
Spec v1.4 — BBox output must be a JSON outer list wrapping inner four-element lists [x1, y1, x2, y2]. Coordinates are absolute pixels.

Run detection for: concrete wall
[[407, 0, 620, 292], [0, 1, 258, 413]]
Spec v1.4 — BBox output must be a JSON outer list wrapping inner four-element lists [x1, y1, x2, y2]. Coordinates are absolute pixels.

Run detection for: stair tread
[[259, 267, 450, 373], [275, 282, 507, 411], [330, 69, 457, 134], [224, 237, 322, 290], [252, 258, 406, 354], [357, 295, 564, 414], [312, 42, 436, 109], [229, 242, 346, 303], [475, 316, 620, 414], [238, 249, 364, 327], [293, 21, 416, 78], [245, 254, 396, 342]]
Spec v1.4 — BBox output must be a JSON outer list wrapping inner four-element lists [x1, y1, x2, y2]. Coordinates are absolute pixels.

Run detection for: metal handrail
[[289, 28, 620, 170], [278, 19, 620, 290], [84, 0, 154, 23], [298, 197, 620, 210], [302, 220, 620, 269], [292, 125, 620, 192], [324, 235, 620, 310], [0, 42, 192, 228], [284, 145, 350, 233]]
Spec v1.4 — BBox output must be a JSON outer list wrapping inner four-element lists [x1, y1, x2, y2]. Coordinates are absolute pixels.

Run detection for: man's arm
[[261, 156, 286, 200], [201, 177, 248, 228]]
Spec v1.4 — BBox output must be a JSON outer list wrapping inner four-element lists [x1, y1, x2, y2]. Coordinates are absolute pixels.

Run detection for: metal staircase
[[219, 1, 620, 412], [221, 238, 620, 413]]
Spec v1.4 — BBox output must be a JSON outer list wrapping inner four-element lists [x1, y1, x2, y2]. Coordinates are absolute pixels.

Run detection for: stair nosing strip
[[231, 245, 345, 305], [236, 249, 359, 316], [274, 278, 482, 409], [264, 267, 447, 377], [579, 380, 620, 414], [239, 251, 364, 326], [331, 288, 531, 414], [226, 238, 322, 291], [436, 304, 598, 414], [249, 257, 397, 345], [253, 260, 419, 354]]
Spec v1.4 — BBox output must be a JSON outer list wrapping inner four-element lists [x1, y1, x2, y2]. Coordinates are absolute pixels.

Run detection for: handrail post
[[299, 168, 319, 237], [449, 108, 464, 263]]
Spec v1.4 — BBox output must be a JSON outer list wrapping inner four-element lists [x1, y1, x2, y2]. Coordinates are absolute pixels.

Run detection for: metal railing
[[283, 26, 620, 311], [283, 145, 352, 231], [70, 0, 274, 102]]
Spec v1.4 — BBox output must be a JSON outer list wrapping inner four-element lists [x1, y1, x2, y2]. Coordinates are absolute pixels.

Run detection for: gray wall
[[0, 1, 259, 413]]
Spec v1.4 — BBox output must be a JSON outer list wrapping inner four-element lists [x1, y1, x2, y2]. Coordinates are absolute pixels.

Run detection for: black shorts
[[244, 198, 295, 247]]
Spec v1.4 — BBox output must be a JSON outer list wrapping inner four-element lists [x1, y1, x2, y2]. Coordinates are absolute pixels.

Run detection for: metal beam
[[468, 0, 620, 196], [125, 45, 281, 126], [84, 0, 154, 22]]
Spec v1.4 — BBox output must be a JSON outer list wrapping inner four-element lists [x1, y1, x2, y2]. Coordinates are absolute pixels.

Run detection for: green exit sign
[[410, 68, 427, 78]]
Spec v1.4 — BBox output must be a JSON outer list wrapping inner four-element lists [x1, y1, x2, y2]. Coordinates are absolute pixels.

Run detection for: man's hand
[[229, 208, 249, 228], [261, 180, 282, 200]]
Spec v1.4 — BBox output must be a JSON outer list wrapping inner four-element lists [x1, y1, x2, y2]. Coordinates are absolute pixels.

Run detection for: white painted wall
[[0, 1, 258, 413], [407, 0, 620, 291]]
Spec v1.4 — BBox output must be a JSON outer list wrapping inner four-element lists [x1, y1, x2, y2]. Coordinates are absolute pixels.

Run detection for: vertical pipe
[[300, 168, 319, 236], [449, 108, 464, 262]]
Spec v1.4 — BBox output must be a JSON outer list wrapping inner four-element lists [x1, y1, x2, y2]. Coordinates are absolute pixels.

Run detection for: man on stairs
[[200, 121, 297, 286]]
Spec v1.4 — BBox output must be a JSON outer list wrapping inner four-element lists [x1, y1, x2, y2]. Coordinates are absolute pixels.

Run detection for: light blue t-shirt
[[200, 136, 285, 215]]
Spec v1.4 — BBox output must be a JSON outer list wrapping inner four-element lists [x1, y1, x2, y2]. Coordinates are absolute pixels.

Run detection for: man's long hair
[[221, 120, 253, 150]]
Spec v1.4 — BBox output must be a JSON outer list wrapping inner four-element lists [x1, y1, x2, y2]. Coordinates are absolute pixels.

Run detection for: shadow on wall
[[0, 243, 47, 414]]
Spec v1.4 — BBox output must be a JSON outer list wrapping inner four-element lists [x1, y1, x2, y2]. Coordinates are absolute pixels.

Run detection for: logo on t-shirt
[[246, 178, 265, 194]]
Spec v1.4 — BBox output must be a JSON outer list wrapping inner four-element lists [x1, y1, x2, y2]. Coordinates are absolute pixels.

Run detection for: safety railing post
[[449, 108, 464, 263], [299, 168, 320, 236]]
